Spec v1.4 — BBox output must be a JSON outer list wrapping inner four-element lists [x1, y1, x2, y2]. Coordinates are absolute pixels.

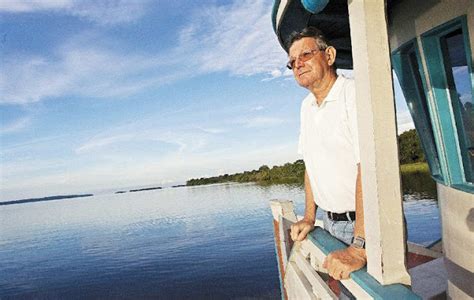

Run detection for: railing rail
[[270, 200, 420, 300]]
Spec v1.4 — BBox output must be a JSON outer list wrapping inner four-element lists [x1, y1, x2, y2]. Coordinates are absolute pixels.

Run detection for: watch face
[[352, 236, 365, 249]]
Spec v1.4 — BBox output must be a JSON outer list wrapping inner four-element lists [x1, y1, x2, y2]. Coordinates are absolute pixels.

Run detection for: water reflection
[[401, 171, 437, 199]]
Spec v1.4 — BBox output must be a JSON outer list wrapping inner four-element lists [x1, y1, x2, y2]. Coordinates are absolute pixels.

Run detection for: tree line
[[187, 129, 426, 186], [187, 160, 306, 186]]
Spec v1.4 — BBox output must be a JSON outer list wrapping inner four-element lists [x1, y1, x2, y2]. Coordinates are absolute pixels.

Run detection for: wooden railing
[[270, 200, 421, 299]]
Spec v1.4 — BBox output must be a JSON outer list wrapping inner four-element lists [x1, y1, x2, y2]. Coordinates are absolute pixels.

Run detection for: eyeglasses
[[286, 48, 321, 70]]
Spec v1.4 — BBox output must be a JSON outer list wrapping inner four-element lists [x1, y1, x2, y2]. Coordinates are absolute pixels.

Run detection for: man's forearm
[[353, 164, 366, 262], [290, 170, 317, 241], [304, 170, 317, 223], [353, 164, 364, 238]]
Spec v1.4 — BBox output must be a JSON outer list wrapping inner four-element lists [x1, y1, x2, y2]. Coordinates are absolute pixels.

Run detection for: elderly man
[[288, 27, 366, 281]]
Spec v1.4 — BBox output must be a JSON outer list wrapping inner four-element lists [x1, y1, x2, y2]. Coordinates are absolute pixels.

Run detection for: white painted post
[[347, 0, 411, 285], [270, 199, 298, 299]]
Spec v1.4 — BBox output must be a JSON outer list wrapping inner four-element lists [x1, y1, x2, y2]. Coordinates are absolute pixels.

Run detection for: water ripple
[[0, 184, 438, 298]]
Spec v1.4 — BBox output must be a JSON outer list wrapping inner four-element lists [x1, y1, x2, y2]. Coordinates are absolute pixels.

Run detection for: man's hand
[[322, 246, 366, 280], [290, 219, 314, 241]]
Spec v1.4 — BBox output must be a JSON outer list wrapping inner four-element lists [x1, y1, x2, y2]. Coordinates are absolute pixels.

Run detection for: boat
[[270, 0, 474, 299]]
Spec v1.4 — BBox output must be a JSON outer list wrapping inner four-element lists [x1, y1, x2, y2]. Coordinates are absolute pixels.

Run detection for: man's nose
[[294, 57, 305, 69]]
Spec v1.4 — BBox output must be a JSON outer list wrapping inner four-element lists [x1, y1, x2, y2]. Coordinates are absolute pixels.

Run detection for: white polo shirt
[[298, 75, 360, 213]]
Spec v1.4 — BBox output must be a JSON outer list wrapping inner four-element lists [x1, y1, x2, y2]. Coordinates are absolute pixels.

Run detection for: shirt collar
[[311, 75, 345, 107]]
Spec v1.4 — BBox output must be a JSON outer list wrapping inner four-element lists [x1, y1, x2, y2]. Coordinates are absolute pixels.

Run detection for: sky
[[0, 0, 414, 201]]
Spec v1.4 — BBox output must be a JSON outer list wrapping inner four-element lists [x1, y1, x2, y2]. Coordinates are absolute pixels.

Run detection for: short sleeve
[[345, 80, 360, 163]]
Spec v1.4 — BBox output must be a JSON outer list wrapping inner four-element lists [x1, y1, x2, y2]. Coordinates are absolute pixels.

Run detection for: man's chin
[[297, 80, 311, 89]]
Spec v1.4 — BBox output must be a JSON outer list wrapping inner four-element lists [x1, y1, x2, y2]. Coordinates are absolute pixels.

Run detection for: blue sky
[[0, 0, 413, 201]]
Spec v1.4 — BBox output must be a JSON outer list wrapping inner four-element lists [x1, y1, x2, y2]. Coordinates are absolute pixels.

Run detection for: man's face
[[288, 37, 332, 90]]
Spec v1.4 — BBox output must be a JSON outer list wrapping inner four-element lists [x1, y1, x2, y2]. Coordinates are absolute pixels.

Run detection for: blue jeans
[[322, 210, 355, 246], [321, 210, 356, 300]]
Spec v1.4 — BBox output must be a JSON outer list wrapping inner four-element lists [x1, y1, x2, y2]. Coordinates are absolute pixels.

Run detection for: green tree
[[398, 129, 425, 164]]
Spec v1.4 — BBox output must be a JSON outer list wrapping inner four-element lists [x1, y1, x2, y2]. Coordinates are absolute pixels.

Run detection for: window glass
[[407, 51, 443, 178], [392, 43, 443, 181], [442, 29, 474, 182]]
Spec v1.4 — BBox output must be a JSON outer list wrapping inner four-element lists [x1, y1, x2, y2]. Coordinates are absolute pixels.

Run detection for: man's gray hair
[[287, 27, 331, 51]]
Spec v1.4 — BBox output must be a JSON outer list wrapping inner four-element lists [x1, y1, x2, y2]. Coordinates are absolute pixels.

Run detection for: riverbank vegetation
[[187, 160, 305, 186], [187, 129, 436, 198], [400, 162, 436, 198]]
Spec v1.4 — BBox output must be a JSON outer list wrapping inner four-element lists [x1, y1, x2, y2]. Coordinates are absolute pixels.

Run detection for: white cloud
[[158, 141, 299, 181], [0, 39, 182, 104], [74, 125, 211, 155], [153, 130, 209, 154], [75, 134, 135, 154], [0, 117, 30, 134], [271, 69, 282, 77], [1, 1, 289, 105], [283, 69, 293, 76], [69, 1, 149, 25], [0, 0, 149, 25], [460, 93, 472, 105], [176, 0, 287, 77], [252, 106, 264, 111], [73, 107, 288, 159], [396, 110, 415, 134], [1, 134, 67, 155], [0, 157, 69, 180], [236, 116, 286, 128], [195, 126, 226, 134], [261, 68, 293, 81], [0, 0, 72, 12]]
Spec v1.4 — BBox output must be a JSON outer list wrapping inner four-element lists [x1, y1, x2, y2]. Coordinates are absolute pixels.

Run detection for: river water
[[0, 183, 440, 299]]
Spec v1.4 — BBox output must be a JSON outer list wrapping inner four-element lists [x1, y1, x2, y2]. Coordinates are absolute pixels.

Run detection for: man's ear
[[325, 46, 337, 67]]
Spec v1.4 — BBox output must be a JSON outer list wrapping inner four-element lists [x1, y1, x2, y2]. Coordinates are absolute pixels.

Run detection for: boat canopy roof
[[272, 0, 400, 69], [272, 0, 352, 68]]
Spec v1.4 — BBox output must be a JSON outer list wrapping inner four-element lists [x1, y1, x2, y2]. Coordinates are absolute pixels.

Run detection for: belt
[[327, 211, 356, 221]]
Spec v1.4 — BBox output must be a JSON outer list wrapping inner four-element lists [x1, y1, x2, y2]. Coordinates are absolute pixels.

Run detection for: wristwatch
[[352, 236, 365, 249]]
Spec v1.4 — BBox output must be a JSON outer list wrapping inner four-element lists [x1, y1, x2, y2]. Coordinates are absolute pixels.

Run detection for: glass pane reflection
[[443, 29, 474, 183]]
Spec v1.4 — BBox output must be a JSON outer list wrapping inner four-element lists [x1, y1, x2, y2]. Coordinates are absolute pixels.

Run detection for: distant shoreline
[[129, 186, 162, 193], [115, 186, 164, 194], [2, 185, 173, 205], [0, 194, 94, 206], [186, 161, 436, 199]]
